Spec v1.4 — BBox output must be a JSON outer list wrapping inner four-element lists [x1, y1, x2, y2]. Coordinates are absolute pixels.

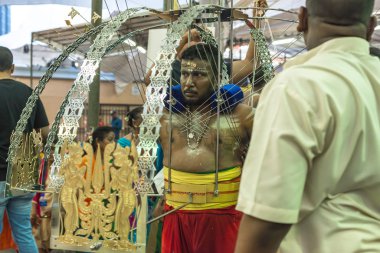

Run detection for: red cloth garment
[[161, 204, 242, 253], [0, 212, 17, 250], [32, 193, 41, 216]]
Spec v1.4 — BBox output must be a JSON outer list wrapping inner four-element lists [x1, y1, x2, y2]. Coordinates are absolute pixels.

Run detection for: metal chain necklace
[[180, 108, 212, 150]]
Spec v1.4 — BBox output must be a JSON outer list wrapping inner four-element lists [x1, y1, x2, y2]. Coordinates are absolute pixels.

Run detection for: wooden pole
[[88, 0, 102, 130], [30, 33, 34, 88], [163, 0, 173, 11]]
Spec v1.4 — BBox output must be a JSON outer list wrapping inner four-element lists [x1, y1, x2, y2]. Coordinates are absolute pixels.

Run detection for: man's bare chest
[[160, 113, 243, 148]]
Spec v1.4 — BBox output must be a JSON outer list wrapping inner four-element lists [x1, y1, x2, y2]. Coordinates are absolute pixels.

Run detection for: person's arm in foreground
[[235, 215, 291, 253], [235, 73, 328, 252], [231, 37, 258, 85], [231, 5, 266, 85]]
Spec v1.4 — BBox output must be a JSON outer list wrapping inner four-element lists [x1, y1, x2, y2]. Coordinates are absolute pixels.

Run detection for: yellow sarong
[[164, 166, 241, 210]]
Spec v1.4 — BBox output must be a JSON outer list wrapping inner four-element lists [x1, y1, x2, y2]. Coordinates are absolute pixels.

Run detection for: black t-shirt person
[[0, 79, 49, 181]]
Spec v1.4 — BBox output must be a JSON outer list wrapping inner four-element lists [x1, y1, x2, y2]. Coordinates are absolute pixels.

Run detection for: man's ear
[[367, 15, 377, 41], [297, 6, 308, 33], [10, 64, 14, 74]]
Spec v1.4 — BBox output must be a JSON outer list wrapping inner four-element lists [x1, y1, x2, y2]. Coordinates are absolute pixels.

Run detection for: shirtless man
[[159, 43, 253, 253]]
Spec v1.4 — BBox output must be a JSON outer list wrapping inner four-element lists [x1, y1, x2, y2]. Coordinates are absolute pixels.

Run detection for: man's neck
[[188, 103, 211, 113], [306, 19, 367, 50], [0, 72, 12, 80]]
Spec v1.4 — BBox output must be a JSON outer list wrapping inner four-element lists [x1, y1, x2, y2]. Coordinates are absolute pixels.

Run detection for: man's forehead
[[181, 59, 210, 69]]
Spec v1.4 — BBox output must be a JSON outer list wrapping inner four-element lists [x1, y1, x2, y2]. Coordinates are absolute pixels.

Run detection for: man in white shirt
[[235, 0, 380, 252]]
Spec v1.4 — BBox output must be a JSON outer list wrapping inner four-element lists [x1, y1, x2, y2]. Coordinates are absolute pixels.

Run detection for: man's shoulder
[[270, 62, 326, 92], [280, 49, 376, 90], [0, 78, 29, 86], [0, 78, 32, 92]]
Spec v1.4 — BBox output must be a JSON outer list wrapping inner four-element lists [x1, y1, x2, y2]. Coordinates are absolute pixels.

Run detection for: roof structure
[[32, 6, 302, 58], [32, 10, 168, 56], [31, 4, 380, 73]]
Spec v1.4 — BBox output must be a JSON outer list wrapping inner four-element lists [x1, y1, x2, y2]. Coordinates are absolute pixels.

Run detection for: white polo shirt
[[237, 37, 380, 252]]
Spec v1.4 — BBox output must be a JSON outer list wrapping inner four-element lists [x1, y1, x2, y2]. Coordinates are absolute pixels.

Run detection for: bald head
[[298, 0, 376, 49], [306, 0, 374, 25]]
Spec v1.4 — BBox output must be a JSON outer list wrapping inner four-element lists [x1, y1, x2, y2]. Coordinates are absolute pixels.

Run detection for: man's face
[[132, 114, 143, 131], [180, 58, 215, 105]]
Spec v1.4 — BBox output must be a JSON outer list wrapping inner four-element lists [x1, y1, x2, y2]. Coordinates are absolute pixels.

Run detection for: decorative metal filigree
[[45, 32, 140, 189], [135, 5, 209, 193], [58, 142, 138, 251], [249, 28, 274, 83], [5, 23, 107, 196], [49, 8, 139, 191], [8, 130, 43, 192], [59, 142, 85, 243]]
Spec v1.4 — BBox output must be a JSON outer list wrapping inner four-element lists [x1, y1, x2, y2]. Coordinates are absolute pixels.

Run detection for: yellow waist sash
[[164, 166, 241, 210]]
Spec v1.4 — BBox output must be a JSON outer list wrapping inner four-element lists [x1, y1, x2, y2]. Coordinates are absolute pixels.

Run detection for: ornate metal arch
[[4, 22, 107, 196], [48, 8, 140, 190]]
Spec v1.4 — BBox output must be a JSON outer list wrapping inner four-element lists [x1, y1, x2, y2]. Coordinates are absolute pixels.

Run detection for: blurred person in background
[[0, 46, 49, 253], [110, 111, 122, 141]]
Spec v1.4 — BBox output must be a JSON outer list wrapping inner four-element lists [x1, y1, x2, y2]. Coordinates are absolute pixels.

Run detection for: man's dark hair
[[91, 126, 114, 152], [181, 43, 223, 83], [0, 46, 13, 71], [126, 106, 143, 128], [306, 0, 374, 25]]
